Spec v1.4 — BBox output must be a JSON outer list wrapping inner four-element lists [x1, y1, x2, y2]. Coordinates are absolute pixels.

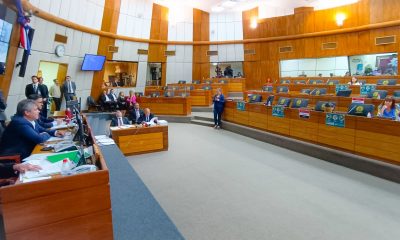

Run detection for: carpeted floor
[[127, 123, 400, 240]]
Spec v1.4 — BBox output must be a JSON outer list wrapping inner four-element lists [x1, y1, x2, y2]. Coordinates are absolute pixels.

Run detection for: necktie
[[118, 118, 122, 126], [136, 110, 139, 121], [146, 116, 149, 122], [68, 82, 72, 93], [33, 84, 37, 93]]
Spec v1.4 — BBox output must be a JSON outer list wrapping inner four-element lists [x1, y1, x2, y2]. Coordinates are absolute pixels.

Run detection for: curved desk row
[[223, 101, 400, 164], [137, 97, 192, 115]]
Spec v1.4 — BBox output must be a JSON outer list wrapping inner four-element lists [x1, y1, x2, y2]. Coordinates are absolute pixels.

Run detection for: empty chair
[[300, 89, 311, 94], [348, 103, 375, 116], [202, 85, 212, 90], [310, 88, 327, 96], [276, 97, 291, 107], [150, 92, 160, 97], [327, 79, 339, 85], [290, 98, 309, 108], [219, 79, 227, 83], [178, 80, 186, 84], [262, 86, 273, 92], [277, 86, 289, 93], [248, 94, 262, 103], [309, 79, 324, 84], [294, 80, 306, 84], [393, 90, 400, 98], [367, 90, 388, 99], [280, 79, 291, 84], [377, 79, 397, 85], [164, 91, 174, 97], [315, 101, 336, 112], [336, 89, 352, 97], [192, 80, 201, 84]]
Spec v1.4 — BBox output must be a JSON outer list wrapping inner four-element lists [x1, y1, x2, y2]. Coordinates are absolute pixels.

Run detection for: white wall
[[166, 5, 193, 84], [118, 0, 153, 39], [5, 17, 99, 117], [29, 0, 105, 30], [280, 57, 349, 77]]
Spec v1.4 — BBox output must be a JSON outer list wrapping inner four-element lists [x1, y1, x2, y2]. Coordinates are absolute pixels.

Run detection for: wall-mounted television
[[81, 54, 106, 71], [0, 5, 16, 75]]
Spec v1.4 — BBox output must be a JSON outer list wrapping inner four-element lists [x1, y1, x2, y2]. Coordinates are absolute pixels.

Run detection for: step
[[157, 115, 192, 123], [190, 119, 215, 127], [192, 106, 213, 112], [193, 115, 214, 122]]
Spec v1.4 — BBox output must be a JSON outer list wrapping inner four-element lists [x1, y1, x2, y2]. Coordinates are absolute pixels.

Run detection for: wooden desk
[[111, 125, 168, 156], [52, 111, 66, 118], [203, 78, 245, 92], [137, 97, 192, 115], [190, 90, 212, 106], [223, 101, 400, 164]]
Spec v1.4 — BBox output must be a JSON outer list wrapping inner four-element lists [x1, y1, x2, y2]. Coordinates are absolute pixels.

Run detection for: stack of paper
[[94, 135, 115, 146]]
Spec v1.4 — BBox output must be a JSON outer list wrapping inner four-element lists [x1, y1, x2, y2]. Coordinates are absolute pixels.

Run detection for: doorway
[[38, 61, 68, 112], [147, 63, 162, 86]]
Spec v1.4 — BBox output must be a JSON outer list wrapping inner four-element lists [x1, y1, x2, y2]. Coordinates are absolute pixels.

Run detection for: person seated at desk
[[100, 90, 117, 110], [378, 97, 397, 119], [0, 99, 65, 159], [117, 92, 128, 110], [142, 108, 155, 124], [348, 77, 360, 85], [0, 162, 41, 180], [28, 94, 62, 128], [129, 103, 144, 124], [109, 89, 118, 103], [110, 110, 130, 127]]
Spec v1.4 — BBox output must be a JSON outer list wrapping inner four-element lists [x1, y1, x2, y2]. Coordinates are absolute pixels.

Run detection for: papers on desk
[[94, 135, 115, 146], [50, 122, 77, 130], [110, 124, 135, 131], [20, 153, 64, 182]]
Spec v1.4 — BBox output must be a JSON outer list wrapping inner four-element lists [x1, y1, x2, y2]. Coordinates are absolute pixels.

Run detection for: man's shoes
[[217, 125, 221, 129], [213, 125, 217, 129]]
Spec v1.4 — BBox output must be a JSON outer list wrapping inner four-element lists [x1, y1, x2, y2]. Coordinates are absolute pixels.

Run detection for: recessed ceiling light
[[211, 6, 224, 12]]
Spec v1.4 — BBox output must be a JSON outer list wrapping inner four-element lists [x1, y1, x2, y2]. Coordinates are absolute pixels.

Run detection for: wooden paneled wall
[[192, 9, 210, 81], [90, 0, 121, 99], [148, 3, 169, 86], [242, 0, 400, 89]]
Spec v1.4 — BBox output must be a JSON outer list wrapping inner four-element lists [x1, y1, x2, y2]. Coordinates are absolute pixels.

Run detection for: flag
[[14, 0, 32, 53]]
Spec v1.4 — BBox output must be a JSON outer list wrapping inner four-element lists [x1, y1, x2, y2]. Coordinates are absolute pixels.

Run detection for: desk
[[0, 118, 113, 240], [111, 125, 168, 156], [137, 97, 192, 115], [203, 78, 245, 92], [52, 111, 66, 118], [223, 101, 400, 164]]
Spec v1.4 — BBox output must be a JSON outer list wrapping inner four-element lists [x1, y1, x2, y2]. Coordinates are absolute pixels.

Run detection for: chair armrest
[[0, 155, 21, 163]]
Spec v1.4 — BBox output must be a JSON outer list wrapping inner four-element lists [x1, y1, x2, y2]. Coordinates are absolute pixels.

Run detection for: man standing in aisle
[[50, 79, 62, 111], [61, 76, 76, 102], [25, 75, 42, 98]]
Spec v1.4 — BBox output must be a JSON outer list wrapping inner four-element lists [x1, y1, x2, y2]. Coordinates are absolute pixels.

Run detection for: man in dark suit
[[129, 103, 144, 124], [0, 99, 64, 159], [61, 76, 76, 102], [110, 110, 130, 127], [142, 108, 155, 123], [0, 89, 6, 128], [38, 77, 49, 118], [25, 75, 42, 98], [28, 94, 61, 128]]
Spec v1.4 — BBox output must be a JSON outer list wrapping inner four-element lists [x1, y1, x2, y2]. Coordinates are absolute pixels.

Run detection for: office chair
[[367, 90, 388, 99], [249, 94, 262, 103], [309, 79, 324, 84], [327, 79, 339, 85], [290, 98, 309, 108], [377, 79, 397, 85], [262, 86, 273, 92], [277, 86, 289, 93], [276, 97, 291, 107]]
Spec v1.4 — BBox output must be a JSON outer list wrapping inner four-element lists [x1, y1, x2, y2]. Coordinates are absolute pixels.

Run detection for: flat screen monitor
[[81, 54, 106, 71]]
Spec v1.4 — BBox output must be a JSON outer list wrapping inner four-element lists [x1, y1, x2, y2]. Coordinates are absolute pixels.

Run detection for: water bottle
[[61, 158, 71, 176]]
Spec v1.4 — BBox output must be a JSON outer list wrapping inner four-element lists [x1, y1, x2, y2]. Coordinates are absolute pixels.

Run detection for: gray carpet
[[127, 123, 400, 240]]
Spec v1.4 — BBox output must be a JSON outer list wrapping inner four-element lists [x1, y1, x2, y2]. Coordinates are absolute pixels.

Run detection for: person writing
[[378, 97, 397, 119], [110, 110, 130, 127], [142, 108, 155, 123], [0, 99, 65, 159], [213, 88, 225, 129]]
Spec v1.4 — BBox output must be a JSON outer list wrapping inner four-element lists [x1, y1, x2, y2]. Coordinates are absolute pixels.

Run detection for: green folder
[[47, 151, 80, 163]]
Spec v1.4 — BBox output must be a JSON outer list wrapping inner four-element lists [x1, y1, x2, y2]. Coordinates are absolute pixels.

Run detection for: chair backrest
[[150, 92, 160, 97], [205, 80, 213, 84], [202, 85, 212, 90], [315, 101, 336, 112], [277, 97, 291, 107], [358, 79, 366, 85], [249, 94, 262, 103], [309, 79, 324, 84], [135, 92, 143, 97], [87, 96, 96, 106], [265, 95, 275, 106], [294, 80, 306, 84], [262, 86, 273, 92], [310, 88, 327, 96], [192, 80, 201, 84], [300, 89, 311, 94], [291, 98, 309, 108], [219, 79, 227, 83], [179, 91, 190, 97], [327, 79, 339, 85], [393, 90, 400, 98], [178, 80, 186, 84], [280, 79, 291, 84], [367, 90, 388, 99], [377, 79, 397, 85], [277, 86, 289, 93], [336, 89, 352, 97], [348, 103, 375, 116], [164, 91, 174, 97]]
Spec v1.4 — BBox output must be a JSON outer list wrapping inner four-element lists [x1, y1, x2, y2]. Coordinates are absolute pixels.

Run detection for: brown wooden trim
[[20, 0, 400, 46], [54, 34, 68, 43]]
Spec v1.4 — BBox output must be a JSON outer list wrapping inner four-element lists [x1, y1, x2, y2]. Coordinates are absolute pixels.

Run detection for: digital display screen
[[81, 54, 106, 71]]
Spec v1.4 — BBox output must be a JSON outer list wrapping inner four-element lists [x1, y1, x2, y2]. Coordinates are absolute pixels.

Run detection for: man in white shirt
[[110, 110, 129, 127], [50, 79, 62, 111]]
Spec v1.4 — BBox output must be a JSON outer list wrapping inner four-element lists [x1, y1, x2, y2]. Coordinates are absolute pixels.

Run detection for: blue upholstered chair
[[164, 90, 175, 97], [315, 101, 336, 112], [336, 89, 352, 97], [277, 86, 289, 93], [276, 97, 291, 107], [205, 80, 213, 84], [300, 89, 311, 94], [202, 85, 212, 90], [309, 79, 324, 85], [294, 80, 306, 84], [348, 103, 375, 116], [290, 98, 309, 108], [393, 91, 400, 98], [262, 86, 273, 92], [310, 88, 327, 96], [280, 79, 291, 84], [265, 95, 275, 106], [377, 79, 397, 85], [367, 90, 388, 99], [327, 79, 339, 85], [248, 94, 262, 103], [178, 80, 186, 84], [358, 80, 366, 85], [150, 92, 160, 97], [192, 80, 201, 84]]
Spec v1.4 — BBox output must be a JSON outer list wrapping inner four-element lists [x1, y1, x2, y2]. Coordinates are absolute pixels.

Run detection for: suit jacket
[[61, 81, 76, 94], [142, 113, 155, 123], [0, 90, 6, 121], [37, 113, 55, 129], [25, 83, 42, 98], [110, 117, 130, 127], [129, 109, 144, 124], [39, 84, 49, 99], [100, 94, 111, 103], [213, 94, 225, 112], [0, 116, 55, 159], [108, 93, 118, 102]]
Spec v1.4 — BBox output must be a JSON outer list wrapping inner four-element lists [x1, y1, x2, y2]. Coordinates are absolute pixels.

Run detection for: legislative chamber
[[0, 0, 400, 239]]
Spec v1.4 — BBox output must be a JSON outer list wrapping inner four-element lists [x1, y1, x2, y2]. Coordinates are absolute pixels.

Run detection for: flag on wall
[[14, 0, 32, 53]]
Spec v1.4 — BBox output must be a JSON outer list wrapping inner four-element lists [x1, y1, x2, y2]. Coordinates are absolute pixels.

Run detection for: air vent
[[244, 49, 256, 55], [279, 46, 293, 53], [108, 45, 119, 53], [322, 42, 337, 50], [54, 34, 67, 44], [164, 50, 176, 56], [137, 49, 148, 55], [375, 35, 396, 45], [207, 50, 218, 56]]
